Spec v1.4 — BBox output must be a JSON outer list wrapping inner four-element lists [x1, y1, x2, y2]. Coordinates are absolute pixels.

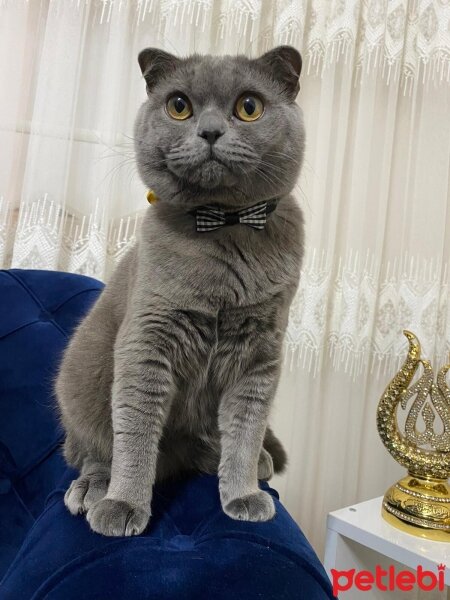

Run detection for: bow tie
[[193, 200, 277, 233]]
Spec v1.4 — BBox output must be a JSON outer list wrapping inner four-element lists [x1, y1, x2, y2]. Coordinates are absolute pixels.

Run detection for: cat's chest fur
[[139, 197, 303, 312]]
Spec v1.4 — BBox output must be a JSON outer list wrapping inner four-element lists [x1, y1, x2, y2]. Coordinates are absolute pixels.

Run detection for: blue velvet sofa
[[0, 269, 335, 599]]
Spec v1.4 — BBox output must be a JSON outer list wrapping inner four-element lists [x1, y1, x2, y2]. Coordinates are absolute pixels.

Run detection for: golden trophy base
[[382, 474, 450, 542]]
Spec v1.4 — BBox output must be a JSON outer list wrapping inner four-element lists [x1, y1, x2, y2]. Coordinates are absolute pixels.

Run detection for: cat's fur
[[56, 46, 305, 537]]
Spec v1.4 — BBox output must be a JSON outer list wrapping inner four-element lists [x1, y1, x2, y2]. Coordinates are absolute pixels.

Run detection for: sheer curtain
[[1, 0, 450, 561]]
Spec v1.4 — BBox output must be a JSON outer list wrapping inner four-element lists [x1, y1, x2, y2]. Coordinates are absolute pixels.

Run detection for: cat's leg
[[64, 456, 110, 515], [217, 344, 280, 522], [86, 316, 176, 537]]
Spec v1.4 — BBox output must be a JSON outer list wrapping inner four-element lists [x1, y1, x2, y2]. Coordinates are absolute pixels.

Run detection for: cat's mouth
[[167, 154, 238, 189]]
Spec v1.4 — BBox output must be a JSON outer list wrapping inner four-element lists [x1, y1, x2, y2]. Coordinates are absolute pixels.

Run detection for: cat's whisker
[[94, 153, 135, 165], [98, 157, 139, 188], [256, 161, 295, 177], [251, 167, 279, 189], [253, 165, 287, 186], [264, 151, 301, 164]]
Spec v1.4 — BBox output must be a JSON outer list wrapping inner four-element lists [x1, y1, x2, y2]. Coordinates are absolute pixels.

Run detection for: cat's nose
[[199, 128, 224, 145], [197, 113, 225, 145]]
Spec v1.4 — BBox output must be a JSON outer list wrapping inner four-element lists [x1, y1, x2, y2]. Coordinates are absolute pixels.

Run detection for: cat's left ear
[[138, 48, 180, 94], [256, 46, 302, 100]]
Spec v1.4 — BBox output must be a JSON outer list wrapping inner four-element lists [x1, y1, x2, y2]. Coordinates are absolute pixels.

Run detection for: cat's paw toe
[[64, 477, 89, 515], [84, 477, 109, 510], [64, 476, 109, 515], [87, 498, 149, 537], [223, 490, 275, 522], [257, 450, 274, 481]]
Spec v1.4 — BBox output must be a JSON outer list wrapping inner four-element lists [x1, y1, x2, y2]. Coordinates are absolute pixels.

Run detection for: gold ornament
[[147, 190, 159, 205], [377, 330, 450, 541]]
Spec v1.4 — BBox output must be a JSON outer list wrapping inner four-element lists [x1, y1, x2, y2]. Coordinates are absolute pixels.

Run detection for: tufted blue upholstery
[[0, 269, 103, 579], [0, 269, 335, 599]]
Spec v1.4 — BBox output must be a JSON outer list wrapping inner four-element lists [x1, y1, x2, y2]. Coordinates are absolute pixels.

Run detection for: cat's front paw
[[87, 498, 149, 536], [223, 490, 275, 522]]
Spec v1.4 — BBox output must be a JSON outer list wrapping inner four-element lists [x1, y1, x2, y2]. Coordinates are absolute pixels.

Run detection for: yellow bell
[[146, 190, 159, 205]]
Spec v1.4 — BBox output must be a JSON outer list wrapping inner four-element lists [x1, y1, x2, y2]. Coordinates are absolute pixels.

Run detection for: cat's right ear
[[256, 46, 302, 100], [138, 48, 180, 94]]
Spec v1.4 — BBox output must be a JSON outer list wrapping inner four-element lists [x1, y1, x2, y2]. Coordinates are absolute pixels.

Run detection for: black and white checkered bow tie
[[194, 200, 277, 232]]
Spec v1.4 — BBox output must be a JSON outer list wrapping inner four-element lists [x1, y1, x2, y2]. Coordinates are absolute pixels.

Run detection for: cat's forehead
[[182, 55, 242, 84], [165, 55, 277, 103]]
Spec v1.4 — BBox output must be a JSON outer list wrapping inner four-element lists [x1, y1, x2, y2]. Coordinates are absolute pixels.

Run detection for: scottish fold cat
[[56, 46, 305, 536]]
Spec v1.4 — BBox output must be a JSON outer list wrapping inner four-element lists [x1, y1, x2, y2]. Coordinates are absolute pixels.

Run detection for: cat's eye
[[234, 94, 264, 122], [166, 94, 193, 120]]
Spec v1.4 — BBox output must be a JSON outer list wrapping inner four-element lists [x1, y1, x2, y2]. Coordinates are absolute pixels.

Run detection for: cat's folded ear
[[256, 46, 302, 100], [138, 48, 180, 94]]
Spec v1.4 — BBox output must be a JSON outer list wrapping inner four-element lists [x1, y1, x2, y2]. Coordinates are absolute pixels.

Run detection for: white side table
[[324, 496, 450, 599]]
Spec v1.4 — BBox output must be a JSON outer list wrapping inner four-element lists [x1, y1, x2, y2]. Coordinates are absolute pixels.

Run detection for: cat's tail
[[263, 427, 288, 474]]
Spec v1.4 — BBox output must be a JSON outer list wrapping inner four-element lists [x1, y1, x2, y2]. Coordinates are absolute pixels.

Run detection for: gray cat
[[56, 45, 305, 537]]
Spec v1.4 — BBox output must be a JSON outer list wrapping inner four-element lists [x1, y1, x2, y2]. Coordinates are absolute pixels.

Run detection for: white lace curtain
[[1, 0, 450, 564]]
